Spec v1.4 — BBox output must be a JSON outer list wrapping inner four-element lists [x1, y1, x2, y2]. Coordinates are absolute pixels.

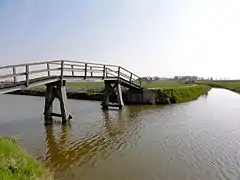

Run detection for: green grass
[[153, 85, 211, 104], [0, 137, 51, 180], [68, 81, 104, 87], [196, 80, 240, 92], [67, 80, 188, 88], [142, 80, 189, 88]]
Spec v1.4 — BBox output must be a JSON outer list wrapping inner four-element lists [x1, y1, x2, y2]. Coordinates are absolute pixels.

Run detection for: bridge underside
[[0, 76, 60, 94]]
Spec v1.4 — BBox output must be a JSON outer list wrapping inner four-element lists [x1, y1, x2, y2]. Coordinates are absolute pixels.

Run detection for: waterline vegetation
[[8, 81, 211, 105], [0, 137, 52, 180]]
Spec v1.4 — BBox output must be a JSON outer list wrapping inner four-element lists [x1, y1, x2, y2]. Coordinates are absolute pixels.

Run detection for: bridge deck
[[0, 60, 142, 94]]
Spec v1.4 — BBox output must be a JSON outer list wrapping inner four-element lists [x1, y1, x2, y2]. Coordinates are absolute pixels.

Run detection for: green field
[[141, 80, 190, 88], [68, 80, 189, 88], [196, 80, 240, 92], [68, 81, 104, 87], [0, 137, 51, 180]]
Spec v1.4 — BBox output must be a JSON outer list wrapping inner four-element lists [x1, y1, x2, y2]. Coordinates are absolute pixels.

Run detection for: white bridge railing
[[0, 60, 142, 89]]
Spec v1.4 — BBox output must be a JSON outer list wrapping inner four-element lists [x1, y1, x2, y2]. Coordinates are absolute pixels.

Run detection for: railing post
[[103, 65, 106, 79], [71, 65, 74, 76], [130, 73, 132, 84], [61, 61, 64, 80], [90, 66, 93, 76], [25, 65, 29, 86], [139, 78, 142, 87], [12, 66, 17, 83], [47, 63, 51, 76], [84, 63, 87, 79], [118, 66, 121, 79]]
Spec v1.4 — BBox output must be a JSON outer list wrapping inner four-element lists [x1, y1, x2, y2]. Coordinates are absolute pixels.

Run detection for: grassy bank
[[9, 84, 211, 105], [153, 85, 211, 104], [141, 80, 190, 88], [0, 137, 51, 180], [68, 80, 188, 88], [68, 81, 104, 87], [196, 80, 240, 93]]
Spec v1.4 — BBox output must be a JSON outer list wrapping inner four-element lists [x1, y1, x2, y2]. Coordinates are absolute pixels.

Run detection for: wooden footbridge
[[0, 60, 151, 123]]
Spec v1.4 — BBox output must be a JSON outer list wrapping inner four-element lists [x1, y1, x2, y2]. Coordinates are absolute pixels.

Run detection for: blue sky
[[0, 0, 240, 78]]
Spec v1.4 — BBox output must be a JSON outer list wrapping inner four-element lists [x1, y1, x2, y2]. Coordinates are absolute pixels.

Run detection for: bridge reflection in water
[[41, 107, 156, 179]]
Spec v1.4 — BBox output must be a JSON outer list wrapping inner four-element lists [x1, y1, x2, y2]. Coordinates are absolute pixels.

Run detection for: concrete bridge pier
[[44, 80, 72, 124], [101, 80, 124, 110], [125, 88, 156, 105]]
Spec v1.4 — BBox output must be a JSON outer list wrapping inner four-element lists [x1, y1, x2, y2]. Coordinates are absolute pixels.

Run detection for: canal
[[1, 88, 240, 180]]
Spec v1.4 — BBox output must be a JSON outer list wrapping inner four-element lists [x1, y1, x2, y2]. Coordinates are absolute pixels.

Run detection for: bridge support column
[[44, 80, 72, 124], [101, 80, 124, 110]]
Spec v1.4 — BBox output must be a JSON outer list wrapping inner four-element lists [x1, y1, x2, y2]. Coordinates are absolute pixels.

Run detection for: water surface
[[1, 89, 240, 180]]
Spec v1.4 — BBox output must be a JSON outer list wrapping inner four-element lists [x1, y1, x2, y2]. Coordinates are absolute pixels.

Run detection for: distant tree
[[153, 76, 160, 81], [140, 77, 148, 81], [174, 76, 180, 80]]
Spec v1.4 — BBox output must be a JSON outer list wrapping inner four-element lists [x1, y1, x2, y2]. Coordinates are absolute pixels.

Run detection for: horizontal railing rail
[[0, 60, 142, 89]]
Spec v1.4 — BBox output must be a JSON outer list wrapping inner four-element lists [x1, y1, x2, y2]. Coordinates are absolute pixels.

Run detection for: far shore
[[8, 83, 211, 105]]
